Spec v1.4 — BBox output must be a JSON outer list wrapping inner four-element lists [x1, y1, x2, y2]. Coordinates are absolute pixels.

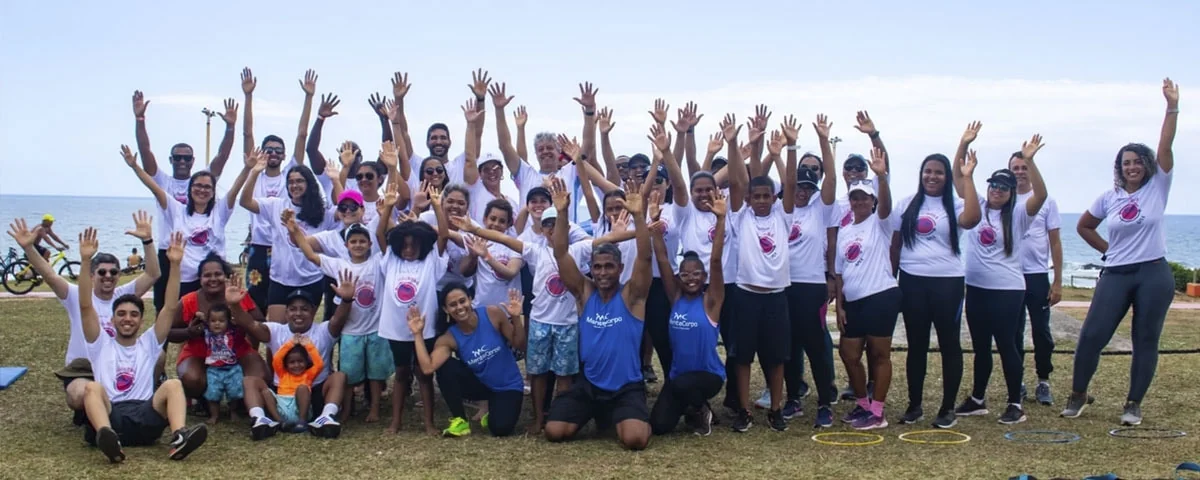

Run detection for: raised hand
[[380, 140, 399, 168], [853, 111, 877, 136], [672, 101, 702, 133], [427, 184, 443, 209], [251, 150, 268, 173], [648, 219, 667, 235], [406, 305, 425, 335], [412, 181, 431, 211], [611, 209, 631, 232], [368, 92, 388, 118], [449, 215, 478, 234], [710, 190, 727, 217], [392, 72, 411, 99], [325, 157, 342, 181], [299, 69, 318, 96], [811, 114, 831, 140], [124, 210, 154, 242], [382, 181, 400, 209], [745, 119, 765, 144], [649, 98, 669, 126], [549, 176, 570, 211], [468, 69, 492, 99], [868, 147, 888, 176], [706, 132, 724, 156], [781, 114, 803, 144], [1163, 77, 1180, 107], [281, 209, 298, 234], [6, 218, 35, 248], [751, 104, 772, 133], [597, 107, 615, 134], [573, 82, 598, 112], [963, 149, 979, 177], [647, 124, 671, 153], [514, 106, 528, 128], [738, 143, 752, 161], [79, 227, 99, 261], [720, 114, 740, 143], [767, 130, 785, 156], [318, 93, 340, 119], [464, 234, 488, 257], [132, 90, 150, 118], [244, 148, 265, 171], [385, 99, 401, 123], [487, 82, 513, 109], [241, 67, 257, 95], [334, 269, 357, 300], [557, 134, 582, 161], [648, 190, 662, 221], [120, 144, 138, 168], [221, 98, 239, 125], [961, 121, 982, 145], [166, 231, 184, 264], [1020, 134, 1046, 161], [338, 141, 357, 167], [623, 188, 645, 216], [462, 98, 484, 124], [504, 289, 523, 319]]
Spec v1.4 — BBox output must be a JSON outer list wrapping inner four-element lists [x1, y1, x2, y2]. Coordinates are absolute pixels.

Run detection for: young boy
[[203, 304, 244, 424]]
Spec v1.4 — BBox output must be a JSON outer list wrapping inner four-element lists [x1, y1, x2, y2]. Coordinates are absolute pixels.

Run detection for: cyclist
[[33, 214, 69, 261]]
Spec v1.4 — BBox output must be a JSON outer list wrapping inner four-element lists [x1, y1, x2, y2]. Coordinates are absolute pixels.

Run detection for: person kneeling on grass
[[79, 229, 207, 463], [410, 284, 527, 437]]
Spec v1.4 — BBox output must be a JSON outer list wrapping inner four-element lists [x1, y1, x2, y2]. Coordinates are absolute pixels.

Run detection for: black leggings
[[1018, 273, 1055, 380], [718, 283, 739, 409], [649, 371, 724, 435], [644, 278, 673, 377], [784, 282, 836, 406], [900, 272, 965, 412], [245, 244, 271, 316], [1072, 259, 1174, 402], [436, 358, 523, 437], [965, 285, 1024, 404]]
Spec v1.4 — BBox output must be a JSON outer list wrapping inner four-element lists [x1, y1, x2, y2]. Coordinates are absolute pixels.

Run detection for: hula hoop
[[1108, 427, 1187, 439], [1003, 430, 1081, 444], [811, 432, 884, 446], [898, 429, 971, 445]]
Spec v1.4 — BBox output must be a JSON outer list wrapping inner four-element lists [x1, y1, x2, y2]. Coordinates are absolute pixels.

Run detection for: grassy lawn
[[1060, 286, 1198, 303], [2, 299, 1199, 479]]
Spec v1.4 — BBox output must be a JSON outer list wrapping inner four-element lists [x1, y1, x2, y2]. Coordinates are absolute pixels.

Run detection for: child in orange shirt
[[265, 336, 324, 433]]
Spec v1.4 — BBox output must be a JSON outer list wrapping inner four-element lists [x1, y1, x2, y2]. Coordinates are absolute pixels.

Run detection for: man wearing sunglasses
[[131, 91, 237, 312]]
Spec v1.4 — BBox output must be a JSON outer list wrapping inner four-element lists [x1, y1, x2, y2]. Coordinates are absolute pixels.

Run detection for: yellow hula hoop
[[811, 432, 885, 446], [897, 429, 972, 445]]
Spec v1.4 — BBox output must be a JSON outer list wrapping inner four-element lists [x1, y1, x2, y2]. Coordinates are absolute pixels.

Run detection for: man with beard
[[386, 70, 486, 198], [6, 212, 160, 425], [131, 90, 237, 313]]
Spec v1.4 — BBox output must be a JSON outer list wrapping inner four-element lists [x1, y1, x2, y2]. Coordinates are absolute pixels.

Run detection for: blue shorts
[[339, 332, 394, 384], [204, 364, 244, 402], [271, 392, 307, 424], [526, 321, 579, 376]]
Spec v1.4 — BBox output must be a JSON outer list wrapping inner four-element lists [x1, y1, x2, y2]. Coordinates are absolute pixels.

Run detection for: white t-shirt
[[62, 282, 139, 365], [466, 180, 519, 227], [164, 195, 233, 283], [652, 207, 681, 278], [258, 197, 339, 287], [830, 194, 855, 230], [1017, 191, 1061, 274], [406, 153, 466, 202], [318, 254, 383, 336], [417, 210, 472, 289], [891, 194, 966, 278], [87, 329, 162, 403], [248, 158, 296, 246], [265, 321, 336, 385], [311, 221, 383, 261], [836, 214, 897, 302], [378, 250, 449, 341], [1087, 165, 1172, 268], [152, 170, 194, 249], [512, 162, 597, 231], [731, 203, 793, 290], [518, 220, 590, 247], [471, 240, 522, 309], [788, 198, 833, 284], [672, 202, 738, 284], [522, 241, 592, 326], [592, 219, 638, 285], [965, 198, 1034, 290]]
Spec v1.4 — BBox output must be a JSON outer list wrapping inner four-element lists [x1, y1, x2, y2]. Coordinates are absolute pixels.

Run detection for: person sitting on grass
[[78, 229, 207, 464], [202, 304, 244, 425], [250, 336, 325, 433], [125, 248, 144, 274]]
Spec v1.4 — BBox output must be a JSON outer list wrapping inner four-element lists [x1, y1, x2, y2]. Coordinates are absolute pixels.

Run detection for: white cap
[[479, 152, 502, 167], [847, 179, 876, 197]]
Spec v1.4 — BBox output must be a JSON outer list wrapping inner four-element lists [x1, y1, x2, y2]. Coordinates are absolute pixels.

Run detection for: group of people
[[7, 68, 1180, 461]]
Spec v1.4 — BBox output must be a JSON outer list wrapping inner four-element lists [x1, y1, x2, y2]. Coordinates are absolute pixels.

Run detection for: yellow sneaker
[[442, 416, 471, 437]]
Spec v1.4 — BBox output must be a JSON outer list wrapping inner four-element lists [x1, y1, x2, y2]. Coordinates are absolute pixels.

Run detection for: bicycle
[[2, 249, 81, 295], [0, 247, 19, 273]]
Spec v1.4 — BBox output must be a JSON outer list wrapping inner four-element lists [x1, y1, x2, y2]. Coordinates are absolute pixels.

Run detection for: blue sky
[[2, 0, 1197, 213]]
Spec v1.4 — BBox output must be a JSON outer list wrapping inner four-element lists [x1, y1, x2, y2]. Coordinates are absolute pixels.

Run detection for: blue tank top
[[579, 288, 644, 391], [668, 295, 726, 381], [449, 307, 524, 393]]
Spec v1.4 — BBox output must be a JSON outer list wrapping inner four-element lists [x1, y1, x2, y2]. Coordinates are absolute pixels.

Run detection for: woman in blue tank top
[[647, 189, 728, 437], [409, 283, 526, 437]]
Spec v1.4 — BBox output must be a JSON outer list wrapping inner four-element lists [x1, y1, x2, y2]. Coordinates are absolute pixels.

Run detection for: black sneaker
[[798, 380, 811, 399], [899, 404, 924, 424], [781, 399, 803, 420], [168, 424, 208, 460], [767, 409, 788, 432], [839, 384, 856, 401], [814, 406, 834, 428], [96, 426, 126, 464], [642, 366, 658, 384], [1060, 392, 1095, 419], [999, 404, 1027, 425], [1035, 382, 1054, 406], [954, 397, 988, 416], [693, 404, 714, 436], [732, 409, 753, 433], [932, 409, 958, 429], [1120, 401, 1142, 426]]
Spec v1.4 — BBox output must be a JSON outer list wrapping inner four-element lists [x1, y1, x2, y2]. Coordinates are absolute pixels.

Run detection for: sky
[[2, 0, 1198, 213]]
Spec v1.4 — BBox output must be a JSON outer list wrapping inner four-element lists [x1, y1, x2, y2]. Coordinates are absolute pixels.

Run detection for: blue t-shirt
[[667, 295, 725, 381], [579, 288, 644, 391], [449, 307, 524, 393]]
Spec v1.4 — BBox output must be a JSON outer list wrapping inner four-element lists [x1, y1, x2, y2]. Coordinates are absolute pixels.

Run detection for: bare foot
[[526, 424, 542, 436], [387, 421, 402, 435], [229, 410, 240, 422], [365, 411, 380, 423], [471, 404, 490, 421], [425, 426, 439, 436], [205, 416, 218, 426]]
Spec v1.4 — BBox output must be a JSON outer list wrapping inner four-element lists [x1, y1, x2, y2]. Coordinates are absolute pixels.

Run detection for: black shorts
[[267, 279, 323, 307], [843, 287, 902, 339], [34, 244, 49, 257], [388, 338, 438, 369], [83, 400, 168, 447], [546, 380, 650, 428], [731, 288, 790, 365], [245, 244, 272, 314]]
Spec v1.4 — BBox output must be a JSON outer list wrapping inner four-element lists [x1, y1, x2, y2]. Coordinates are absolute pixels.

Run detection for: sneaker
[[899, 404, 924, 424], [250, 416, 280, 441], [442, 416, 471, 437], [692, 404, 714, 437], [829, 385, 840, 405], [167, 424, 208, 460], [839, 384, 856, 401], [841, 405, 869, 424], [932, 409, 958, 429], [308, 414, 342, 438], [1036, 382, 1054, 406], [288, 422, 308, 434], [1120, 401, 1142, 426], [852, 413, 888, 430], [1060, 393, 1095, 419], [732, 409, 753, 433], [767, 409, 788, 432], [96, 426, 126, 464], [642, 366, 658, 384], [814, 406, 834, 428], [798, 380, 811, 399], [954, 397, 989, 416], [753, 388, 771, 409], [999, 404, 1027, 425], [782, 399, 803, 420]]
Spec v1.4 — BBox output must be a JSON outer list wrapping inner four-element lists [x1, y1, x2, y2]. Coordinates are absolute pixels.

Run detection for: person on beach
[[32, 214, 69, 261]]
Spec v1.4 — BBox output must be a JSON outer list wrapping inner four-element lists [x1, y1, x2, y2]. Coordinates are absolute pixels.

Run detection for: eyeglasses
[[988, 182, 1012, 192], [95, 268, 120, 277], [844, 164, 867, 173], [801, 165, 821, 173], [424, 167, 445, 176], [355, 172, 376, 181], [337, 203, 361, 213], [192, 184, 214, 191], [262, 146, 285, 154], [170, 155, 195, 163]]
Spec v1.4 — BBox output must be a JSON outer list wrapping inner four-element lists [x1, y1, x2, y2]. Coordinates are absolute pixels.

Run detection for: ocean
[[2, 195, 1198, 287]]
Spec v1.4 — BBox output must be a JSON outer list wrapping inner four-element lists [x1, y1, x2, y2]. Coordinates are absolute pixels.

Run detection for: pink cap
[[337, 190, 364, 206]]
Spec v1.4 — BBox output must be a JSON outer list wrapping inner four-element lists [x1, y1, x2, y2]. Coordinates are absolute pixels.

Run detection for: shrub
[[1168, 261, 1196, 292]]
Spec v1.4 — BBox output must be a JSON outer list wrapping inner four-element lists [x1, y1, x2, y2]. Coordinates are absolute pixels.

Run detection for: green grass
[[2, 299, 1199, 479]]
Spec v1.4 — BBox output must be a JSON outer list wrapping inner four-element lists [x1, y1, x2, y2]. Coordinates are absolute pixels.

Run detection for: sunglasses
[[844, 164, 867, 173], [337, 203, 361, 213], [801, 165, 821, 173], [849, 179, 873, 187], [95, 268, 120, 277], [262, 146, 285, 154], [988, 182, 1012, 192], [424, 167, 445, 176], [355, 172, 376, 181], [171, 155, 195, 162]]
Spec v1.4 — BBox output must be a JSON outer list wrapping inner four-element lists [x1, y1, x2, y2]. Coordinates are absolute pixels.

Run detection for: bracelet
[[136, 117, 145, 121], [141, 239, 154, 245], [1167, 107, 1180, 114], [475, 96, 486, 103], [686, 127, 695, 134], [786, 145, 802, 151], [868, 131, 880, 139], [341, 296, 354, 303], [583, 110, 595, 116]]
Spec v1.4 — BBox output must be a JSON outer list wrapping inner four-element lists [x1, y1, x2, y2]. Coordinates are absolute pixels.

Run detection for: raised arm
[[462, 98, 484, 185], [491, 83, 525, 174], [497, 290, 527, 350], [559, 136, 601, 223], [622, 187, 653, 306], [293, 70, 318, 166], [285, 210, 322, 267], [953, 121, 982, 199], [514, 106, 529, 162], [131, 91, 160, 176], [468, 69, 491, 160], [1019, 134, 1048, 217], [78, 228, 101, 342], [121, 145, 169, 209], [958, 148, 982, 229], [597, 108, 621, 185], [809, 115, 838, 205], [700, 132, 723, 175], [7, 219, 68, 298], [1159, 78, 1179, 173], [209, 98, 239, 177], [649, 218, 678, 302], [326, 270, 357, 338], [376, 181, 401, 252], [155, 232, 185, 344], [705, 191, 728, 321], [673, 102, 702, 175], [550, 177, 588, 300], [306, 94, 340, 176], [721, 114, 747, 211], [780, 132, 797, 214], [390, 72, 415, 161], [408, 306, 454, 376], [855, 111, 888, 172], [124, 210, 160, 295], [227, 272, 269, 342], [574, 82, 604, 174], [239, 154, 268, 214], [366, 92, 395, 145], [430, 187, 450, 255], [747, 105, 771, 169], [241, 67, 257, 155], [869, 148, 892, 219]]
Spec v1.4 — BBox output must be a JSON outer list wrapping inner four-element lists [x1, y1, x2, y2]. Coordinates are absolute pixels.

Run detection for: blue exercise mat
[[0, 367, 28, 389]]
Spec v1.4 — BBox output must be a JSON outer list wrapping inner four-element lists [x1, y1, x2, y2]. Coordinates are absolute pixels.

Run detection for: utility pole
[[830, 136, 842, 160], [200, 108, 217, 166]]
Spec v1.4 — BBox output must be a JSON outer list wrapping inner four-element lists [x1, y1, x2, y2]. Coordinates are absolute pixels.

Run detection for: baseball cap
[[615, 155, 631, 166], [340, 223, 372, 242], [844, 154, 868, 170], [479, 152, 502, 168], [627, 154, 651, 168], [541, 206, 559, 222], [526, 186, 552, 204], [987, 169, 1018, 189], [796, 168, 820, 189], [286, 289, 315, 306], [847, 179, 876, 197], [711, 156, 728, 171], [337, 190, 364, 206]]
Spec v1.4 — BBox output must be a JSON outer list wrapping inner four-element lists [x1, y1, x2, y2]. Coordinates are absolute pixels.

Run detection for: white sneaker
[[754, 389, 771, 409]]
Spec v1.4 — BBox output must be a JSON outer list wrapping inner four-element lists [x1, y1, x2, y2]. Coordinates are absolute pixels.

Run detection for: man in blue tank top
[[541, 171, 654, 451]]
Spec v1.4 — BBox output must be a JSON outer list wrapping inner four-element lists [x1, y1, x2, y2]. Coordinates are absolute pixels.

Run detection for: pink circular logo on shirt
[[916, 215, 936, 235], [115, 372, 134, 392], [102, 323, 116, 338], [789, 223, 802, 242], [395, 282, 417, 303], [355, 284, 376, 307], [759, 235, 776, 254], [979, 225, 997, 246], [845, 242, 862, 262], [189, 228, 210, 246], [266, 187, 281, 198], [174, 192, 189, 204], [1120, 202, 1141, 222], [840, 211, 853, 227], [707, 225, 716, 242], [547, 274, 566, 296]]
